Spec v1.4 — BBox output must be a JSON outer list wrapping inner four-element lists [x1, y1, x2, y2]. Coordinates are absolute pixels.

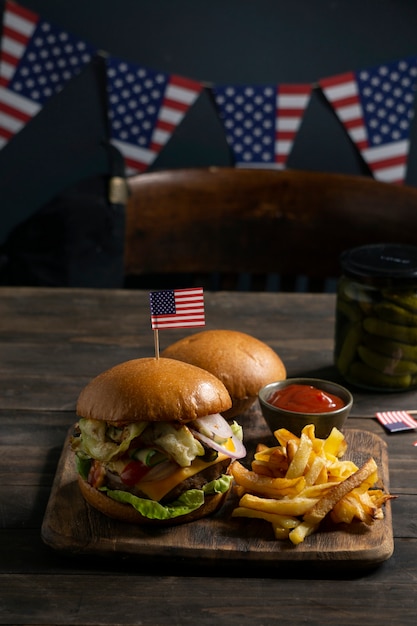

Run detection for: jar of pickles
[[335, 243, 417, 392]]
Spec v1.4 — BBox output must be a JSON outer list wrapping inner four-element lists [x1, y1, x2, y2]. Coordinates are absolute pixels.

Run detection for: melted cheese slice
[[137, 451, 230, 501], [109, 438, 235, 502]]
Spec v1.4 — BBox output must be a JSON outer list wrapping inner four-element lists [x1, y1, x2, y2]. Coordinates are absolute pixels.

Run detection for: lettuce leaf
[[76, 419, 147, 462], [75, 453, 91, 480], [101, 474, 232, 521]]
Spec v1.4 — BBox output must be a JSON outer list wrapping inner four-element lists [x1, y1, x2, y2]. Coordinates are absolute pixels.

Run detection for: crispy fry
[[230, 461, 306, 498], [285, 433, 313, 479], [230, 424, 393, 545], [274, 428, 300, 447], [272, 525, 291, 540], [323, 427, 348, 458], [303, 458, 378, 525], [304, 455, 326, 486], [232, 506, 299, 529], [253, 446, 288, 477], [239, 492, 318, 516], [286, 438, 298, 464], [251, 460, 276, 477], [289, 520, 319, 545], [327, 459, 359, 481]]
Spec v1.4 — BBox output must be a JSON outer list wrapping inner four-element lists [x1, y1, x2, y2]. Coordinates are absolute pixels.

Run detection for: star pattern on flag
[[212, 83, 311, 168], [106, 56, 202, 175], [149, 287, 205, 329], [320, 57, 417, 184], [150, 290, 176, 316], [0, 0, 95, 149]]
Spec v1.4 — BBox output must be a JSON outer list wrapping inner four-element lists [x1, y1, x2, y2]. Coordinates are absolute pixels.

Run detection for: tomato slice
[[120, 460, 150, 486]]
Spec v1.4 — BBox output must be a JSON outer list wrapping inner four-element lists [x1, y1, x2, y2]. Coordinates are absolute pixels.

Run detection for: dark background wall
[[1, 0, 417, 182]]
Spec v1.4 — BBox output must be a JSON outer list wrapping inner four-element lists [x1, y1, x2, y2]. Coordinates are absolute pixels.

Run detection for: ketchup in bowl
[[267, 383, 345, 414]]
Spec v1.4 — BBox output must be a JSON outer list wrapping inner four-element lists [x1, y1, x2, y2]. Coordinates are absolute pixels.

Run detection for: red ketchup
[[267, 383, 344, 414]]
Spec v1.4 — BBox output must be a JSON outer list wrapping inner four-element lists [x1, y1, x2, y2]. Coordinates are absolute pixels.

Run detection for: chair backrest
[[125, 167, 417, 291]]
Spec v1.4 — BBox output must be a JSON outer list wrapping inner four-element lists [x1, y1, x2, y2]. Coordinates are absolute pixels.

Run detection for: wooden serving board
[[41, 408, 394, 572]]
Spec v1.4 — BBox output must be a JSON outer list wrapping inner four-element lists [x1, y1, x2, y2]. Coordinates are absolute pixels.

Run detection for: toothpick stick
[[154, 329, 160, 359]]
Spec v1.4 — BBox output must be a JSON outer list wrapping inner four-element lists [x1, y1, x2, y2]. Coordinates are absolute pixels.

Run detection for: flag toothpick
[[153, 329, 160, 360], [149, 287, 205, 358]]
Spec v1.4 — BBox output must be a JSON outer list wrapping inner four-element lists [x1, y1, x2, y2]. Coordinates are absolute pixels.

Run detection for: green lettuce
[[101, 474, 232, 521], [75, 453, 92, 480], [76, 418, 147, 462]]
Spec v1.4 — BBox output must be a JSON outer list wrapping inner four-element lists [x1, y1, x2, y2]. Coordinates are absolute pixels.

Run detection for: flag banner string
[[1, 1, 417, 182], [320, 57, 417, 185], [106, 55, 202, 176], [0, 0, 95, 149], [211, 83, 312, 170]]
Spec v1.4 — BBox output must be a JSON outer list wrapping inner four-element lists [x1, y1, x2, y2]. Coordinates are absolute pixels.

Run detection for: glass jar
[[334, 243, 417, 392]]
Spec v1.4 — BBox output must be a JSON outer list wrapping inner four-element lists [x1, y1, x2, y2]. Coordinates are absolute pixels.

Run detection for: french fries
[[230, 425, 394, 545]]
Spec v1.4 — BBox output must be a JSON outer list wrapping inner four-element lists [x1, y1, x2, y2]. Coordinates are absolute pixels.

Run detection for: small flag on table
[[375, 410, 417, 433], [149, 287, 205, 330]]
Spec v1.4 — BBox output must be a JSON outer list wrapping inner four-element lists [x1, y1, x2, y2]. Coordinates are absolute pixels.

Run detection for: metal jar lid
[[340, 243, 417, 286]]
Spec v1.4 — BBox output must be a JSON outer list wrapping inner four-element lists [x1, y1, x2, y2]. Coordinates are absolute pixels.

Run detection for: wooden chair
[[124, 167, 417, 292]]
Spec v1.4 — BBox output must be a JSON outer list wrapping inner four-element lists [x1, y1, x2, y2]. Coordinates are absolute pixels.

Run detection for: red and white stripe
[[319, 72, 407, 185], [0, 1, 38, 87], [117, 75, 202, 176], [0, 1, 39, 147], [151, 288, 205, 330], [150, 74, 202, 152], [376, 410, 417, 429], [275, 83, 312, 168]]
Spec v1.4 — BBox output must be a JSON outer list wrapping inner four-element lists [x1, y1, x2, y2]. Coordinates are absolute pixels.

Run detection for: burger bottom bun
[[77, 475, 230, 526]]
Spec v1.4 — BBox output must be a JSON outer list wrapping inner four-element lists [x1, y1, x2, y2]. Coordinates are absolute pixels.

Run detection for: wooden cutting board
[[41, 409, 394, 572]]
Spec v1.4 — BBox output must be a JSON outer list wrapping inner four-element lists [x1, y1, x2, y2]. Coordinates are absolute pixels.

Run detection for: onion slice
[[193, 413, 233, 442], [189, 427, 246, 460]]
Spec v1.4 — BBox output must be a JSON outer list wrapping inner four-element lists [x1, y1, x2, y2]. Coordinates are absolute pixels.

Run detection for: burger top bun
[[76, 357, 232, 424], [161, 330, 286, 418]]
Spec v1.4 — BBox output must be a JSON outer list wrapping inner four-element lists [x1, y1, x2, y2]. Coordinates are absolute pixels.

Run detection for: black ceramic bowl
[[258, 377, 353, 439]]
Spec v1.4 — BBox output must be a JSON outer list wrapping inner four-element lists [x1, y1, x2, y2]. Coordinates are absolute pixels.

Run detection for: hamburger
[[71, 357, 246, 525], [161, 329, 286, 418]]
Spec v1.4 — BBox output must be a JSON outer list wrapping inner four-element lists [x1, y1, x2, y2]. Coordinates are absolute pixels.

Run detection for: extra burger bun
[[77, 474, 229, 526], [76, 356, 232, 424], [161, 330, 286, 418]]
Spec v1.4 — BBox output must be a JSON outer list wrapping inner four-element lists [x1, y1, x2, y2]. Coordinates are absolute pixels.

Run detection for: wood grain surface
[[1, 288, 417, 626], [41, 408, 393, 570]]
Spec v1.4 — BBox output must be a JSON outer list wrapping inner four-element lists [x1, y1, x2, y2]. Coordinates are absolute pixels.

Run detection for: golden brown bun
[[161, 330, 286, 418], [76, 357, 232, 424], [77, 474, 229, 526]]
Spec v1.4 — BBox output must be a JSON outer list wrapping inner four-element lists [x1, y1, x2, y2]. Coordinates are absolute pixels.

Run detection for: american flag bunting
[[320, 57, 417, 184], [0, 0, 95, 150], [106, 56, 202, 175], [149, 287, 205, 330], [212, 83, 311, 168], [375, 410, 417, 433]]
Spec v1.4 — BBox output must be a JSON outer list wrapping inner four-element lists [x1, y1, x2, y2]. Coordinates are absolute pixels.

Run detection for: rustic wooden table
[[1, 287, 416, 625]]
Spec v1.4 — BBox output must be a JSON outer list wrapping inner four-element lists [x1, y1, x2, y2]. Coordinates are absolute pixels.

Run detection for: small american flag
[[320, 57, 417, 184], [0, 0, 95, 149], [106, 56, 202, 175], [149, 287, 205, 330], [375, 410, 417, 433], [212, 83, 311, 169]]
